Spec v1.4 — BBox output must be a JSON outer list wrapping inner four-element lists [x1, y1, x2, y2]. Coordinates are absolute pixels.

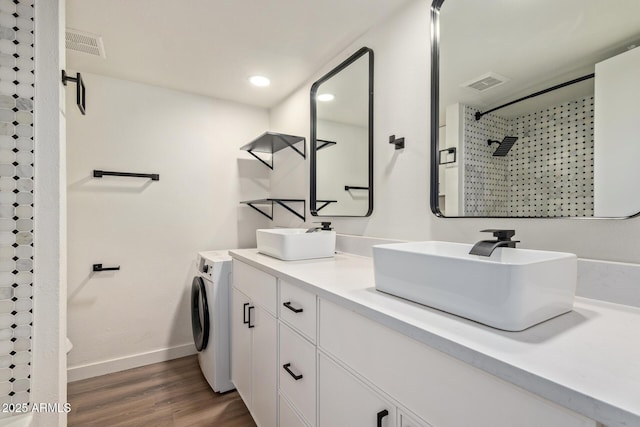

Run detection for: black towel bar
[[92, 264, 120, 272], [93, 170, 160, 181]]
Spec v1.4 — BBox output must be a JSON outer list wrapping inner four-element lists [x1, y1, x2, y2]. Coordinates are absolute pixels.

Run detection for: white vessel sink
[[257, 228, 336, 261], [372, 241, 577, 331]]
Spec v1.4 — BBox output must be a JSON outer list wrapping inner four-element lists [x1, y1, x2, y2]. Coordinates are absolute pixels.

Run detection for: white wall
[[269, 0, 640, 263], [66, 73, 269, 379], [594, 47, 640, 217], [316, 119, 368, 216], [33, 0, 66, 425]]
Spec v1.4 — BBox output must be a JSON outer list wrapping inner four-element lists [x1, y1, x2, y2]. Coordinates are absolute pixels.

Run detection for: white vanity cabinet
[[319, 353, 397, 427], [278, 279, 317, 426], [319, 298, 596, 427], [280, 279, 316, 342], [279, 394, 308, 427], [231, 260, 277, 427], [230, 256, 599, 427]]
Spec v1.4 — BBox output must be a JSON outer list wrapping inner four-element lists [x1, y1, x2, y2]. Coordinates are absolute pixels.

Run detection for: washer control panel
[[197, 251, 231, 282], [198, 257, 214, 280]]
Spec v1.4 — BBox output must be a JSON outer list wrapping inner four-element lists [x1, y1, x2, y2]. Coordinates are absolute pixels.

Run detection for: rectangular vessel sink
[[373, 241, 577, 331], [257, 228, 336, 261]]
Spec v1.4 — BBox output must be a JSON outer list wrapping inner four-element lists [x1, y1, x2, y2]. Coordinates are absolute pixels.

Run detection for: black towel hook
[[62, 70, 86, 115]]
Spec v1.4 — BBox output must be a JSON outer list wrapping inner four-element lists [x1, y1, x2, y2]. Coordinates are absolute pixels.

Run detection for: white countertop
[[230, 249, 640, 427]]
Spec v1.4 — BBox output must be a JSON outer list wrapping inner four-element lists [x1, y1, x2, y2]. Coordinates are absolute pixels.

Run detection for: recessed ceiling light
[[249, 75, 270, 87], [317, 93, 335, 102]]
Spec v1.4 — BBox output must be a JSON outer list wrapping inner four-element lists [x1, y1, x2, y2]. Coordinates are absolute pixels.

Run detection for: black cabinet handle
[[376, 409, 389, 427], [247, 306, 255, 328], [242, 303, 249, 324], [283, 301, 303, 313], [282, 363, 303, 380]]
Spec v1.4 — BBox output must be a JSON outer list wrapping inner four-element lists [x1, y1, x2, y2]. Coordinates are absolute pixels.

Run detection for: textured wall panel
[[0, 0, 33, 414]]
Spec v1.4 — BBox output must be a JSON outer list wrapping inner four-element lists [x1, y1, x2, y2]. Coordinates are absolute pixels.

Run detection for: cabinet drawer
[[319, 299, 596, 427], [279, 323, 316, 426], [319, 353, 395, 427], [279, 394, 309, 427], [280, 280, 317, 342], [233, 259, 277, 315]]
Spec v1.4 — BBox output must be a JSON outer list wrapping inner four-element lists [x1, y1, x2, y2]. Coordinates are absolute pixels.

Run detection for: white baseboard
[[67, 343, 197, 383]]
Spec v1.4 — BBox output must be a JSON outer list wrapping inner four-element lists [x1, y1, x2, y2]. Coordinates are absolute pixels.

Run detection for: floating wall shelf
[[242, 198, 306, 221], [240, 132, 306, 169]]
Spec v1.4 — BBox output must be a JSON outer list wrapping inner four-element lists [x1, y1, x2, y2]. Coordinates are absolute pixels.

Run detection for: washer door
[[191, 276, 210, 352]]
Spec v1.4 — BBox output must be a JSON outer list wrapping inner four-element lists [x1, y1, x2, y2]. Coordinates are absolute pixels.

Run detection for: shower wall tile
[[462, 107, 511, 216], [0, 0, 33, 417], [462, 96, 594, 217], [510, 97, 594, 217]]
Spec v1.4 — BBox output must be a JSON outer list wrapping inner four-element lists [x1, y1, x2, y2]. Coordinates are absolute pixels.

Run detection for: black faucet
[[469, 229, 520, 257], [305, 222, 333, 233]]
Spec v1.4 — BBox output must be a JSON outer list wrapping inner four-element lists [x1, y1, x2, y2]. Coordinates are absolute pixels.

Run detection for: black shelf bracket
[[241, 198, 306, 221], [246, 150, 274, 170], [245, 201, 273, 220], [93, 170, 160, 181], [274, 133, 306, 159], [345, 186, 369, 191], [240, 132, 306, 170], [316, 139, 337, 151], [315, 200, 337, 212], [62, 70, 86, 115]]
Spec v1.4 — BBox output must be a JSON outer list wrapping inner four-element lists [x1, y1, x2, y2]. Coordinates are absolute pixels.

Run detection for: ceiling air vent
[[461, 72, 509, 92], [65, 28, 106, 58]]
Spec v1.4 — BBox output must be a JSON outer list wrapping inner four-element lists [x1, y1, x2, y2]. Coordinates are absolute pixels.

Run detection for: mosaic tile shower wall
[[0, 0, 34, 415], [509, 97, 594, 217], [462, 97, 594, 217], [462, 108, 511, 216]]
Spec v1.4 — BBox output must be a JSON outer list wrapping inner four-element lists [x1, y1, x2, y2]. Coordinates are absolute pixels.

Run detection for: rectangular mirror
[[430, 0, 640, 218], [311, 47, 374, 217]]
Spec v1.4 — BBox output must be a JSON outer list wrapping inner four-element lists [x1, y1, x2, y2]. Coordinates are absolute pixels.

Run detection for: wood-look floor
[[68, 355, 256, 427]]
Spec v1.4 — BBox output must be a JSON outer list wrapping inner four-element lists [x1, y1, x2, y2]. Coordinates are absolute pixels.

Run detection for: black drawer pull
[[247, 306, 255, 328], [282, 363, 303, 380], [376, 409, 389, 427], [283, 301, 303, 313], [242, 303, 249, 324]]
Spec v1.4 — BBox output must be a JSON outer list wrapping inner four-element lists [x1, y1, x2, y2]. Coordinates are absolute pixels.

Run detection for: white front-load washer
[[191, 250, 234, 393]]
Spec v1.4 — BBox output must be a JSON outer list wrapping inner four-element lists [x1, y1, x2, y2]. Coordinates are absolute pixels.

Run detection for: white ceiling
[[317, 51, 370, 127], [438, 0, 640, 123], [66, 0, 412, 108]]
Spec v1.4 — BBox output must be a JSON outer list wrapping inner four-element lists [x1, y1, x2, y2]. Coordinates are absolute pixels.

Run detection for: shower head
[[487, 136, 518, 156]]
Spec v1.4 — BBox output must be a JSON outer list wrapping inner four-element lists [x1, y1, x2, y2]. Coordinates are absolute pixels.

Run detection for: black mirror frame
[[428, 0, 638, 220], [430, 0, 445, 217], [310, 46, 374, 217]]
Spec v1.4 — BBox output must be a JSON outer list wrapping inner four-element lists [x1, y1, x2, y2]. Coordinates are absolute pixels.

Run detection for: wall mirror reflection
[[311, 47, 374, 217], [431, 0, 640, 218]]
